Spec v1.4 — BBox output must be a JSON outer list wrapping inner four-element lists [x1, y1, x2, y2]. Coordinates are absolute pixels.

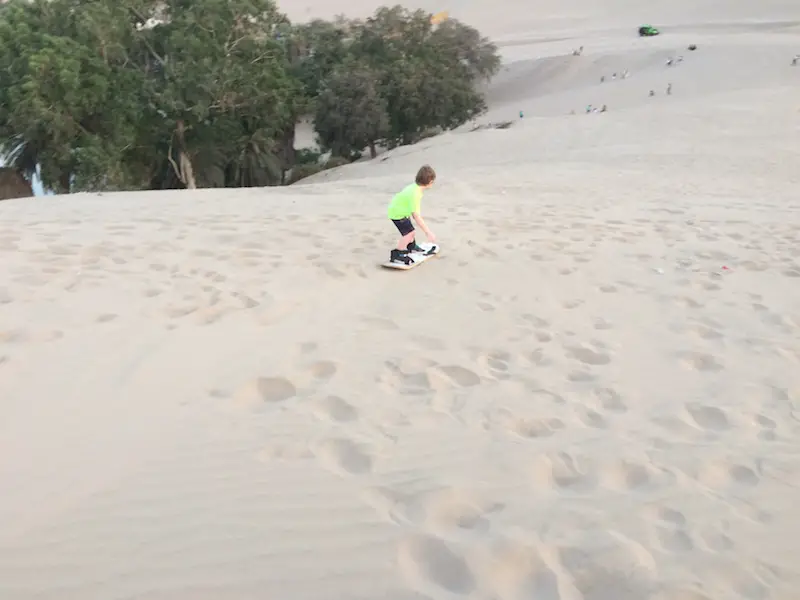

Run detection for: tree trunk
[[179, 151, 196, 189], [279, 123, 296, 186], [281, 123, 296, 168], [369, 141, 377, 159], [175, 120, 196, 189], [57, 169, 71, 194]]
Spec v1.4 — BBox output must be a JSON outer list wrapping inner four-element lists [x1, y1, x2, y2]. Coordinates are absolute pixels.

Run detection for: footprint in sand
[[380, 359, 438, 395], [480, 540, 581, 600], [521, 313, 550, 328], [696, 526, 734, 552], [479, 350, 513, 379], [511, 416, 566, 439], [566, 344, 612, 366], [359, 316, 400, 331], [593, 318, 614, 331], [594, 387, 627, 413], [363, 486, 503, 536], [575, 407, 608, 429], [233, 376, 297, 409], [677, 351, 723, 372], [690, 323, 724, 340], [524, 348, 552, 366], [558, 531, 658, 600], [563, 299, 584, 310], [685, 403, 730, 431], [532, 451, 597, 493], [600, 459, 675, 492], [306, 359, 338, 382], [431, 365, 481, 387], [298, 341, 318, 354], [567, 370, 596, 383], [310, 395, 358, 423], [754, 413, 777, 441], [530, 388, 566, 406], [694, 461, 761, 490], [645, 506, 687, 528], [313, 438, 373, 475], [257, 443, 314, 462], [397, 535, 476, 596]]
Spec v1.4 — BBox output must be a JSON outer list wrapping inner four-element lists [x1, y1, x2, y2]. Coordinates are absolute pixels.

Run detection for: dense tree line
[[0, 0, 500, 194]]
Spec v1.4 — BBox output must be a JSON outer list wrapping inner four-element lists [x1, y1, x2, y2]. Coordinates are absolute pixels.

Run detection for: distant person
[[649, 90, 655, 97], [519, 110, 524, 118], [667, 83, 672, 95], [386, 165, 437, 265], [792, 55, 798, 66]]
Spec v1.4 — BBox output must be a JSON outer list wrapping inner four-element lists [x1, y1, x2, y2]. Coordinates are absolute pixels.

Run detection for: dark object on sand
[[638, 25, 660, 37], [0, 167, 33, 201], [688, 44, 697, 51]]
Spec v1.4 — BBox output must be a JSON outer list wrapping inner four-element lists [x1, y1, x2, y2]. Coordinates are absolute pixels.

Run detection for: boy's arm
[[411, 212, 434, 239]]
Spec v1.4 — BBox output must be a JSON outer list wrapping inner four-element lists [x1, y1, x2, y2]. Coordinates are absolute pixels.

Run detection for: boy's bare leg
[[397, 231, 415, 250]]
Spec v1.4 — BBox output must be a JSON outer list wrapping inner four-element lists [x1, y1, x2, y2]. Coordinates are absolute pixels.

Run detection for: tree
[[0, 0, 147, 192], [1, 1, 501, 194], [314, 60, 389, 159], [127, 0, 301, 189], [429, 17, 501, 82], [346, 5, 501, 148], [0, 0, 301, 193], [290, 18, 352, 101]]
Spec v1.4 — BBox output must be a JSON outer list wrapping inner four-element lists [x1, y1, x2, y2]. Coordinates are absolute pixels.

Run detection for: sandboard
[[381, 243, 440, 270]]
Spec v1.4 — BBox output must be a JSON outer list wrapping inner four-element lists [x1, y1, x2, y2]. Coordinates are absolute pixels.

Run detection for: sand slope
[[2, 3, 800, 599]]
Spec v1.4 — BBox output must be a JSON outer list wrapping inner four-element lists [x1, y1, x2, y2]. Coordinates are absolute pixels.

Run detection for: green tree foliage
[[129, 0, 301, 189], [0, 1, 500, 193], [314, 60, 389, 159], [0, 0, 145, 192], [312, 5, 501, 155], [291, 18, 352, 101], [0, 0, 299, 192]]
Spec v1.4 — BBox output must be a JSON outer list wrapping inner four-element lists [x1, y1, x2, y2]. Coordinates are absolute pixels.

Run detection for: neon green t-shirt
[[387, 183, 422, 220]]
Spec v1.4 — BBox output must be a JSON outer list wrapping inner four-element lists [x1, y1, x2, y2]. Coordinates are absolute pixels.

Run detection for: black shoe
[[390, 249, 412, 265], [406, 242, 424, 253]]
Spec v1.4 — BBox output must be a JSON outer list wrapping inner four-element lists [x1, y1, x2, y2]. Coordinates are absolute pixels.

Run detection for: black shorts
[[392, 217, 414, 236]]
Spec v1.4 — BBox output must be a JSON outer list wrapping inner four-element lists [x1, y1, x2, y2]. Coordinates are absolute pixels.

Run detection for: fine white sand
[[1, 1, 800, 599]]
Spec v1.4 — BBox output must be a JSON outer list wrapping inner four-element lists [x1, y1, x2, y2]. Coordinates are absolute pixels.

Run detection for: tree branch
[[125, 5, 168, 68], [167, 135, 185, 184]]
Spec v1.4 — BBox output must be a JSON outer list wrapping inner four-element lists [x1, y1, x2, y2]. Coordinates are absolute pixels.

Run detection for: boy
[[387, 165, 436, 264]]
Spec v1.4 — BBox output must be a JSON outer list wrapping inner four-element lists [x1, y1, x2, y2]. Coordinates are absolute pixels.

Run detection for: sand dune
[[2, 1, 800, 599]]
